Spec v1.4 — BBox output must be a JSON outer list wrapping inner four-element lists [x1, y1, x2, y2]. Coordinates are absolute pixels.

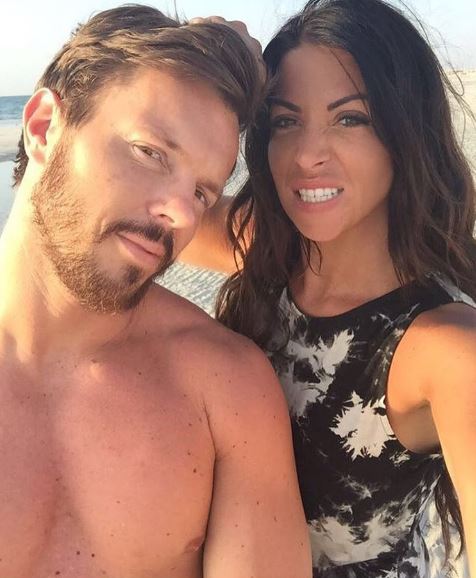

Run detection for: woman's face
[[268, 43, 394, 244]]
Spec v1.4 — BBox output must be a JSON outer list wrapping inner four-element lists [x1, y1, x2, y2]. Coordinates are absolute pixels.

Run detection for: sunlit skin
[[268, 43, 394, 246], [0, 68, 311, 578], [267, 44, 398, 316]]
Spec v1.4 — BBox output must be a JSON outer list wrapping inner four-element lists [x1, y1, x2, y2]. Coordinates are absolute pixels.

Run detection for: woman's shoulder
[[390, 283, 476, 406]]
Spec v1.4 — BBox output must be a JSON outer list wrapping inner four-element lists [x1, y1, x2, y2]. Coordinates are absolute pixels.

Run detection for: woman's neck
[[290, 216, 401, 318]]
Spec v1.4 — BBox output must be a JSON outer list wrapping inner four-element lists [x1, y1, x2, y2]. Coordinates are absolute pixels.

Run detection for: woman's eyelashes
[[269, 110, 371, 132], [335, 112, 371, 127]]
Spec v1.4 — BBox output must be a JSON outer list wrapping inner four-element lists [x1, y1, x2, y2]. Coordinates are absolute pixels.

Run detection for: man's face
[[31, 68, 239, 313]]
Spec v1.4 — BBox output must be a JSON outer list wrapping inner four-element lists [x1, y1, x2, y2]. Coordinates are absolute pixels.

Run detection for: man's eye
[[337, 114, 371, 128], [195, 189, 210, 208], [134, 144, 165, 164]]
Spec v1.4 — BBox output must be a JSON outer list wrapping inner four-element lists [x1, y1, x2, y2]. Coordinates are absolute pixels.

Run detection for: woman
[[184, 0, 476, 575]]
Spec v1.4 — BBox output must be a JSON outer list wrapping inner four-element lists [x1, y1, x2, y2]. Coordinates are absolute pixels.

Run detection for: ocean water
[[0, 95, 29, 126]]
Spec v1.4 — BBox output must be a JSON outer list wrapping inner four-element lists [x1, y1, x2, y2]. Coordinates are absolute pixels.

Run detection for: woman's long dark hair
[[217, 0, 475, 560]]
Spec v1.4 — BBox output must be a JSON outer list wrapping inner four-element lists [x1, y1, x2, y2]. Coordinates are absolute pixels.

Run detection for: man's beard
[[31, 137, 175, 313]]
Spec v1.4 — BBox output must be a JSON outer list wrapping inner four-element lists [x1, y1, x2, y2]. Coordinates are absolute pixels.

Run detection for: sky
[[0, 0, 475, 96]]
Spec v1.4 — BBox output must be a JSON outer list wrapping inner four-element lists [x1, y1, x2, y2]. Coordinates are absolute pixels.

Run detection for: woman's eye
[[337, 114, 371, 128], [270, 116, 298, 130]]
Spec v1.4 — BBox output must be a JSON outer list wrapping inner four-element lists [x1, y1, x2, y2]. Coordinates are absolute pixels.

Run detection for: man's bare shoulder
[[146, 285, 270, 367], [145, 285, 288, 431]]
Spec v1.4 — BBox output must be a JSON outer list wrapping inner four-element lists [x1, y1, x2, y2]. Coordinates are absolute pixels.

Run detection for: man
[[1, 6, 311, 578]]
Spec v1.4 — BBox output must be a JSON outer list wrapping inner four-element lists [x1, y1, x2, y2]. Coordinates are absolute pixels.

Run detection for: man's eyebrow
[[327, 93, 368, 111], [140, 122, 182, 153], [200, 178, 221, 198]]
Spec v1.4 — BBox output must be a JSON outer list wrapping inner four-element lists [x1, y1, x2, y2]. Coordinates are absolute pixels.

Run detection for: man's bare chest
[[0, 362, 215, 577]]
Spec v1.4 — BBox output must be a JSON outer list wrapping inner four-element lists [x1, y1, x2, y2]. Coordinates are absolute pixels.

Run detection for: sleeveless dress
[[267, 275, 475, 577]]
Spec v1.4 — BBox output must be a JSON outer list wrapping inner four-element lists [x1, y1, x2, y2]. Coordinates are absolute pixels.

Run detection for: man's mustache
[[99, 220, 175, 268]]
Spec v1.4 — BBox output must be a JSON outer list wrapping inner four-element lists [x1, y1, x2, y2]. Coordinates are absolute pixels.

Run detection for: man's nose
[[146, 180, 197, 232]]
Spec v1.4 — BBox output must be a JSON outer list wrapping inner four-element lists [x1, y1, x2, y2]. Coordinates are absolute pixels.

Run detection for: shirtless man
[[0, 6, 311, 578]]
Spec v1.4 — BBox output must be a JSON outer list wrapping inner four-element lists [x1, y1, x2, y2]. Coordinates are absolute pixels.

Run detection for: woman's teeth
[[298, 188, 342, 203]]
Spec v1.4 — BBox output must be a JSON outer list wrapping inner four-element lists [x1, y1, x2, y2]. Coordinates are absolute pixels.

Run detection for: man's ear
[[22, 88, 64, 167]]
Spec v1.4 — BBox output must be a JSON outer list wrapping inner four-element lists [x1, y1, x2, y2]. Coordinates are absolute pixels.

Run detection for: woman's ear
[[22, 88, 63, 168]]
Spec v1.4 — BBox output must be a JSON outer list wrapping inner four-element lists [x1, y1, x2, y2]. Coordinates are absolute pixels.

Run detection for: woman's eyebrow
[[327, 93, 368, 111], [269, 93, 368, 113]]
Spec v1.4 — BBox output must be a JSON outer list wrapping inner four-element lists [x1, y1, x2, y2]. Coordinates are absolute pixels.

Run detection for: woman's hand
[[188, 16, 266, 84]]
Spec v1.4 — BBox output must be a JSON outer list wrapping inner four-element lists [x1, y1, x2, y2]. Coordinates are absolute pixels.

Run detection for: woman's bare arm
[[388, 302, 476, 573], [179, 196, 238, 274]]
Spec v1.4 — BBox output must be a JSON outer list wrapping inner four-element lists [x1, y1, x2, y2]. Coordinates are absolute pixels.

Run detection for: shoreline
[[0, 153, 16, 163]]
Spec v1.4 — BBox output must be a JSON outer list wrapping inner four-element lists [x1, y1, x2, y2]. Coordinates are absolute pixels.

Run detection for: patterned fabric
[[267, 275, 475, 577]]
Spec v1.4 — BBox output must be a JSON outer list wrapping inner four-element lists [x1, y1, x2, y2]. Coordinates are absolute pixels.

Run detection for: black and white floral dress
[[267, 275, 474, 577]]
